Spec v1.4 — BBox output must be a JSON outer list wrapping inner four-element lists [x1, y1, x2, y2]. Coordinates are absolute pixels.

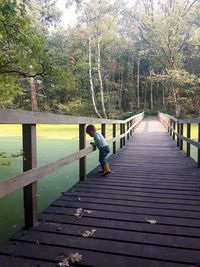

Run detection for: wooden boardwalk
[[1, 117, 200, 267]]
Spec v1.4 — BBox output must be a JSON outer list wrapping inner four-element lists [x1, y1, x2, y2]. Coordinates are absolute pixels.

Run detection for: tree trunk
[[97, 41, 107, 119], [118, 70, 123, 110], [172, 87, 181, 118], [150, 67, 153, 110], [144, 79, 147, 109], [88, 36, 102, 118], [29, 77, 38, 111], [137, 54, 140, 109], [162, 86, 166, 110]]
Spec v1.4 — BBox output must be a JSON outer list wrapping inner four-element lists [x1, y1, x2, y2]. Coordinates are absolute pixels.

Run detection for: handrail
[[0, 109, 144, 228], [158, 112, 200, 168], [0, 109, 142, 124]]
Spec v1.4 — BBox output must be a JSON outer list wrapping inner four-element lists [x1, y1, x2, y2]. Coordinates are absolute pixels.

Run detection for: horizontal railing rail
[[0, 109, 144, 228], [158, 112, 200, 168]]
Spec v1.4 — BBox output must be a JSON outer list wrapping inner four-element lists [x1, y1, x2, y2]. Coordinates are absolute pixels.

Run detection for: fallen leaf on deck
[[147, 219, 157, 224], [74, 208, 84, 218], [58, 258, 70, 267], [69, 253, 82, 263], [82, 229, 96, 238]]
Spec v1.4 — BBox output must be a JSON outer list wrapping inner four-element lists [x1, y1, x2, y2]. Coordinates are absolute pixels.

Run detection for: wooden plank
[[39, 212, 200, 238], [74, 183, 200, 196], [44, 206, 200, 227], [22, 124, 38, 228], [33, 222, 200, 249], [9, 231, 200, 264], [0, 255, 57, 267], [63, 191, 200, 206], [52, 199, 200, 219], [0, 241, 190, 267], [80, 179, 200, 191], [60, 195, 200, 212], [71, 187, 200, 200]]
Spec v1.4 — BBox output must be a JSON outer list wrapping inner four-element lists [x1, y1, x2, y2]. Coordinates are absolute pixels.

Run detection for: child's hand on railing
[[90, 142, 96, 150]]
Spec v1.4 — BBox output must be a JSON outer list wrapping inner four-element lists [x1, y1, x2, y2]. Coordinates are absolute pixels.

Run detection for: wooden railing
[[0, 109, 144, 228], [158, 112, 200, 168]]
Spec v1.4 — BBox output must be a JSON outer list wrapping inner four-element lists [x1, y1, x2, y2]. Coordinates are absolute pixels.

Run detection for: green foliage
[[0, 74, 21, 106], [0, 0, 199, 117]]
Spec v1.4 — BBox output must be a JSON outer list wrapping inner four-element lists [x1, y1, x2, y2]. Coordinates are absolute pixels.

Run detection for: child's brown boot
[[101, 164, 111, 176]]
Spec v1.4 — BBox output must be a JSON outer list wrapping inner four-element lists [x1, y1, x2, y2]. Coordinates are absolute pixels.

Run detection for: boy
[[86, 124, 111, 176]]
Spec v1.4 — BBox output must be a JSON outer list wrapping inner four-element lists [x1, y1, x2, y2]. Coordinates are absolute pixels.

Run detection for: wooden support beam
[[177, 122, 180, 147], [113, 124, 116, 154], [172, 121, 175, 140], [120, 124, 123, 148], [127, 122, 130, 140], [79, 124, 86, 181], [179, 124, 183, 150], [169, 119, 172, 136], [130, 120, 133, 136], [168, 118, 170, 133], [22, 124, 37, 228], [101, 124, 106, 138], [123, 124, 126, 146], [187, 124, 191, 157]]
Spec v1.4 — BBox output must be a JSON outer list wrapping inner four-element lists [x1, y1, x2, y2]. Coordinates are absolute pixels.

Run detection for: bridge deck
[[1, 118, 200, 267]]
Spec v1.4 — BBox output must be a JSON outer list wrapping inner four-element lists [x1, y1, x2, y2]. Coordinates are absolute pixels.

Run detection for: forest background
[[0, 0, 200, 119]]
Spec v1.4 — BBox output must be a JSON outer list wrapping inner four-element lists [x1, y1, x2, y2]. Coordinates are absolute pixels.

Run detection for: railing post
[[113, 124, 116, 154], [169, 118, 172, 136], [168, 118, 170, 133], [101, 123, 106, 138], [120, 124, 123, 148], [179, 123, 183, 150], [22, 124, 37, 228], [187, 123, 191, 157], [172, 121, 175, 140], [177, 122, 180, 147], [198, 123, 200, 168], [79, 124, 86, 181], [130, 120, 133, 136], [127, 121, 130, 140], [123, 123, 126, 146]]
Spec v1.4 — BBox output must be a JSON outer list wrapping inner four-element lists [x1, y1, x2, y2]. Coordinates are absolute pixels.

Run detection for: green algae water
[[0, 124, 120, 243]]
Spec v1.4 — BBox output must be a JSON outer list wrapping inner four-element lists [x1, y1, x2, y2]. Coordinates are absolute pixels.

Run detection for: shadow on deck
[[1, 117, 200, 267]]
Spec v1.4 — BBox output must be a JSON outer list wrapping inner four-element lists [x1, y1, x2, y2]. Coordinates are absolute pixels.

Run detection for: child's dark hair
[[86, 124, 96, 134]]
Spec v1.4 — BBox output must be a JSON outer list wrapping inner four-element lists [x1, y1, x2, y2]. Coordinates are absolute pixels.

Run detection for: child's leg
[[99, 149, 106, 169], [100, 146, 111, 176]]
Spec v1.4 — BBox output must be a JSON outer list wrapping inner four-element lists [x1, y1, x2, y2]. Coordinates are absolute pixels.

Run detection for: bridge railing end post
[[22, 124, 38, 228], [113, 124, 116, 154], [79, 124, 86, 181]]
